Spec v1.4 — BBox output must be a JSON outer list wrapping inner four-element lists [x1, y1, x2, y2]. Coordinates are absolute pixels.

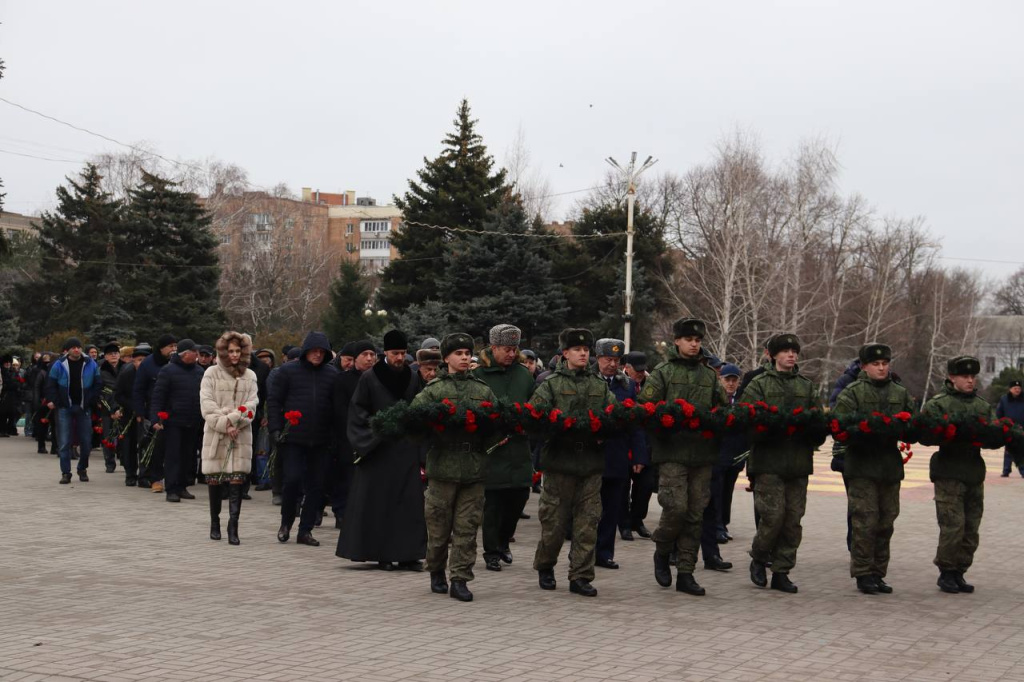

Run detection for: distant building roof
[[328, 205, 403, 220]]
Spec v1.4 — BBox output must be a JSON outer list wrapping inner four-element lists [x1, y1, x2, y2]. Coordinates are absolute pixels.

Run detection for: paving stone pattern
[[2, 435, 1024, 681]]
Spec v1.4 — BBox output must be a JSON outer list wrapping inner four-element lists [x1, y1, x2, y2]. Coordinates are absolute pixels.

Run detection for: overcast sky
[[1, 1, 1021, 278]]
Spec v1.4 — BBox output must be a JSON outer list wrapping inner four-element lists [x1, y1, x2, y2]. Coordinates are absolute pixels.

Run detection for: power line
[[402, 219, 620, 240], [938, 256, 1024, 266], [0, 147, 84, 163]]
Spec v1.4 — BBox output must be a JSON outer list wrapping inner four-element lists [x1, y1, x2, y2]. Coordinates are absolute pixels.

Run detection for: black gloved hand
[[270, 430, 281, 445]]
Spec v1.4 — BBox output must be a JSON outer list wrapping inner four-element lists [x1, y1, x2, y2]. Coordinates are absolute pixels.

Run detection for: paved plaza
[[2, 435, 1024, 682]]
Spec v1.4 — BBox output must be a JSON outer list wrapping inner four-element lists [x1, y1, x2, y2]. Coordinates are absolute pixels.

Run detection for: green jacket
[[744, 362, 821, 479], [411, 370, 498, 484], [922, 381, 992, 485], [473, 348, 535, 489], [638, 345, 728, 466], [833, 371, 915, 482], [531, 360, 613, 477]]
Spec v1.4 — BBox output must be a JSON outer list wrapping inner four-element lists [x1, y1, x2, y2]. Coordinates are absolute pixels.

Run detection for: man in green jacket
[[532, 328, 613, 597], [744, 333, 820, 594], [922, 355, 991, 594], [473, 323, 535, 573], [833, 343, 915, 595], [411, 333, 498, 603], [639, 318, 728, 596]]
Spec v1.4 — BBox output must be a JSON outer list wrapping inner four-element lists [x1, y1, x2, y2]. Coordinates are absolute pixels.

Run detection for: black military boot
[[937, 571, 960, 593], [653, 551, 673, 587], [953, 572, 974, 593], [538, 569, 556, 591], [749, 559, 768, 587], [569, 579, 597, 597], [676, 572, 706, 596], [770, 572, 798, 593], [227, 484, 242, 545], [430, 571, 449, 594], [208, 485, 222, 541], [449, 580, 473, 602], [856, 575, 879, 594], [874, 576, 893, 594]]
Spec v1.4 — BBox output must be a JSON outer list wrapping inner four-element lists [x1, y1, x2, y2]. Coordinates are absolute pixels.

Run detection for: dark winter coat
[[31, 360, 49, 413], [252, 356, 271, 419], [743, 362, 822, 480], [718, 393, 749, 469], [922, 381, 992, 485], [149, 354, 205, 428], [828, 359, 861, 409], [832, 371, 915, 482], [46, 355, 102, 410], [99, 360, 121, 413], [333, 367, 364, 460], [115, 363, 138, 420], [133, 351, 171, 420], [473, 347, 535, 489], [596, 369, 649, 479], [996, 392, 1024, 424], [267, 332, 337, 446]]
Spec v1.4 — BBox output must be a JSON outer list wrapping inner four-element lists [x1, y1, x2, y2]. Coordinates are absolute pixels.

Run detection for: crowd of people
[[15, 317, 1013, 602]]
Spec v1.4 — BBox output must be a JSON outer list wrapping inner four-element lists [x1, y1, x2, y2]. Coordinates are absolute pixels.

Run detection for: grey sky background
[[1, 1, 1021, 279]]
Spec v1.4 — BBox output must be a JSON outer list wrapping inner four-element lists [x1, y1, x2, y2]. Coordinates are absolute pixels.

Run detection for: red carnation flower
[[688, 418, 700, 430], [93, 426, 102, 434], [622, 398, 636, 408], [830, 419, 841, 434], [562, 417, 576, 430], [40, 418, 48, 424], [238, 406, 247, 413], [548, 408, 563, 423], [465, 422, 478, 434], [604, 404, 615, 414], [944, 424, 957, 440], [701, 430, 714, 439], [157, 411, 170, 421], [480, 401, 493, 408], [247, 410, 254, 420], [858, 420, 871, 433], [768, 405, 779, 414], [643, 402, 657, 416], [835, 431, 849, 442], [894, 412, 911, 422], [792, 407, 804, 415], [755, 424, 769, 433], [660, 414, 675, 428], [514, 424, 525, 435], [532, 471, 542, 485], [725, 413, 736, 427], [785, 425, 797, 437]]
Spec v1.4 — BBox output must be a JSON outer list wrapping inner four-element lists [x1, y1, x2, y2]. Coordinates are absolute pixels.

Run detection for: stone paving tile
[[3, 435, 1024, 680]]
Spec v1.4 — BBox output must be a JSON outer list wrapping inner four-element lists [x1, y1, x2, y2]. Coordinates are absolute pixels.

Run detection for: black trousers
[[328, 451, 355, 520], [281, 442, 329, 534], [717, 465, 742, 529], [163, 424, 200, 495], [699, 467, 723, 561], [619, 464, 656, 531], [598, 477, 629, 561], [482, 487, 530, 560], [118, 417, 140, 478], [140, 422, 165, 483]]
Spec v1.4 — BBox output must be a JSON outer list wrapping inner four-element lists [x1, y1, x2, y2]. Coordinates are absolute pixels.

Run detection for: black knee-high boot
[[227, 483, 242, 545], [209, 484, 222, 540]]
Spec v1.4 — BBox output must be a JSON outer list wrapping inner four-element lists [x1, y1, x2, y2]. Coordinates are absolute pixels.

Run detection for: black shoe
[[125, 477, 137, 487], [704, 556, 733, 571], [856, 575, 879, 594], [596, 557, 619, 570], [241, 492, 252, 501], [78, 471, 89, 482], [499, 550, 513, 565], [296, 533, 320, 546], [254, 482, 272, 491], [538, 569, 556, 590], [105, 464, 115, 473], [179, 489, 195, 500], [272, 494, 282, 506], [953, 572, 974, 593], [633, 523, 652, 539], [749, 560, 768, 587], [485, 557, 502, 572], [874, 576, 893, 594], [166, 492, 181, 503], [770, 572, 798, 593], [430, 571, 449, 594], [277, 524, 291, 543], [654, 551, 672, 587], [37, 446, 47, 454], [569, 579, 597, 597], [398, 561, 423, 572], [59, 473, 72, 485], [450, 580, 473, 602], [937, 571, 960, 593], [676, 572, 706, 596], [137, 478, 151, 488], [620, 528, 635, 541], [1001, 472, 1010, 477], [377, 561, 395, 571], [520, 511, 530, 519]]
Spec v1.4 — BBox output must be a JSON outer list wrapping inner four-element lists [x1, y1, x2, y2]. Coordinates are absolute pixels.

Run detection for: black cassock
[[336, 361, 426, 563]]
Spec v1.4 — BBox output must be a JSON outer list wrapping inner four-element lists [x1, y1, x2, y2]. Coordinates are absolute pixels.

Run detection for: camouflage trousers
[[424, 480, 485, 582], [933, 479, 984, 572], [533, 472, 602, 582], [847, 477, 900, 578], [651, 463, 713, 573], [749, 474, 807, 574]]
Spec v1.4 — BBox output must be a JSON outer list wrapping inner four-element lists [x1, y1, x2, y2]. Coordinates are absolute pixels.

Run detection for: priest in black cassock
[[336, 330, 427, 570]]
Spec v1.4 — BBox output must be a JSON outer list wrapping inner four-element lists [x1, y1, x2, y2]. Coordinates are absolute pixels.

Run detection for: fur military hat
[[489, 324, 521, 347], [559, 328, 594, 350], [623, 351, 647, 372], [416, 348, 442, 366], [767, 333, 801, 357], [382, 329, 408, 351], [102, 342, 121, 355], [1009, 379, 1022, 389], [947, 355, 980, 376], [672, 318, 706, 339], [858, 343, 892, 364], [441, 333, 475, 359], [595, 338, 625, 358]]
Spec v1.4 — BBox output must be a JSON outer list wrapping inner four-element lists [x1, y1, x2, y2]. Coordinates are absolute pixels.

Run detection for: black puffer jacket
[[149, 354, 205, 428], [115, 363, 137, 420], [268, 331, 337, 446]]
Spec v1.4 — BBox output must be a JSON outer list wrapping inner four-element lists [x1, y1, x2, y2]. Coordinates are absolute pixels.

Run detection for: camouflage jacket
[[922, 381, 992, 485], [744, 363, 821, 479], [531, 360, 613, 477], [833, 372, 915, 482]]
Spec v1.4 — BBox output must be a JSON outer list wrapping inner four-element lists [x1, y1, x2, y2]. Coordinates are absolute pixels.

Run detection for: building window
[[346, 243, 355, 253], [346, 224, 354, 234], [985, 357, 996, 373], [220, 233, 231, 245], [361, 220, 390, 234], [247, 213, 272, 230], [284, 218, 295, 230]]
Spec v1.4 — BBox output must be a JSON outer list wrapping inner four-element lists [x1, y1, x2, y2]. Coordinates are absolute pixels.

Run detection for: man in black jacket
[[116, 345, 150, 486], [98, 342, 123, 473], [328, 340, 375, 528], [150, 339, 205, 503], [269, 331, 337, 546], [133, 334, 177, 490]]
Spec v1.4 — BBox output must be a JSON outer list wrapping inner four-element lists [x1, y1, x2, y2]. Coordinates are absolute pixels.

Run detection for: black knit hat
[[382, 329, 408, 351], [63, 337, 83, 351], [947, 355, 980, 376], [102, 342, 121, 355], [858, 343, 892, 364], [441, 333, 474, 359], [623, 351, 647, 372], [767, 333, 801, 357], [350, 340, 376, 357], [339, 342, 357, 358], [157, 334, 178, 350], [672, 318, 706, 339], [558, 328, 594, 350], [176, 339, 197, 353]]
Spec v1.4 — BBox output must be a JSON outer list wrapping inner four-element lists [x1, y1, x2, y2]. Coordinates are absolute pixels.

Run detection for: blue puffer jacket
[[267, 331, 337, 446], [45, 355, 102, 409], [598, 370, 650, 479], [149, 354, 205, 428], [133, 351, 171, 420]]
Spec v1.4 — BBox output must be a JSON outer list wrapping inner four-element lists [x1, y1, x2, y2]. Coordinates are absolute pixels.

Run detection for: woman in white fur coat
[[200, 331, 259, 545]]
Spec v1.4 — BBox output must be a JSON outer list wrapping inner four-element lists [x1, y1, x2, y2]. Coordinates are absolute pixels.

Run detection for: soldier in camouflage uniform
[[921, 355, 991, 594], [411, 333, 498, 603], [532, 328, 613, 597], [639, 318, 728, 596], [832, 343, 915, 595], [744, 333, 821, 594]]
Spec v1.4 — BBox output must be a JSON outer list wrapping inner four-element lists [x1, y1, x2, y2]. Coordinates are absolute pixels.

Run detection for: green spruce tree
[[85, 240, 134, 344], [322, 261, 386, 345], [378, 99, 508, 312]]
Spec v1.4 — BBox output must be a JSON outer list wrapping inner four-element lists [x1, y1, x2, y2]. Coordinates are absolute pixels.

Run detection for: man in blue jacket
[[46, 337, 102, 484], [150, 339, 205, 503], [997, 380, 1024, 477]]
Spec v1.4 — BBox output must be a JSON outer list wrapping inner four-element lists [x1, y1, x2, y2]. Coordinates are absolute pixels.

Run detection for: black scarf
[[373, 360, 412, 401]]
